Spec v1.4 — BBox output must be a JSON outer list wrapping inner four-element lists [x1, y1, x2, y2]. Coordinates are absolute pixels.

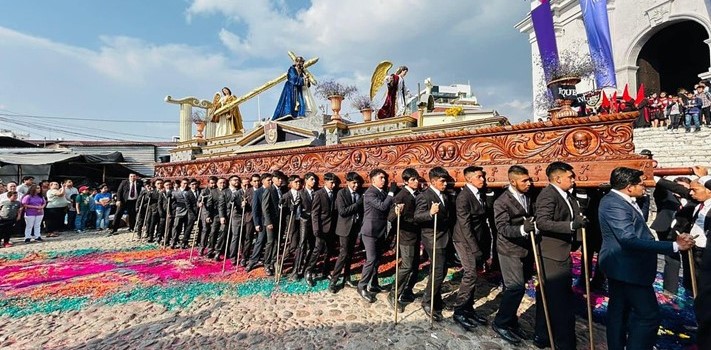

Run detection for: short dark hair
[[508, 165, 529, 176], [463, 166, 484, 178], [251, 174, 261, 181], [369, 168, 387, 179], [546, 161, 574, 181], [304, 172, 318, 181], [610, 167, 644, 190], [208, 176, 218, 183], [346, 172, 362, 183], [323, 172, 336, 182], [189, 178, 200, 184], [428, 167, 449, 181], [287, 175, 301, 183], [674, 177, 692, 185], [272, 170, 286, 180], [401, 168, 419, 182], [152, 179, 162, 186], [22, 176, 34, 182], [228, 175, 240, 182], [6, 191, 17, 197], [6, 181, 16, 186], [260, 173, 273, 182]]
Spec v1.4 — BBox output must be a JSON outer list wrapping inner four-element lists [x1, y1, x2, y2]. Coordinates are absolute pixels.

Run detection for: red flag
[[622, 84, 632, 102], [600, 91, 610, 109], [635, 83, 646, 105], [611, 91, 618, 112]]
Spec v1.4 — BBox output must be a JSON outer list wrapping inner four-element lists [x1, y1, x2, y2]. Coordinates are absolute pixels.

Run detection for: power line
[[0, 110, 178, 124]]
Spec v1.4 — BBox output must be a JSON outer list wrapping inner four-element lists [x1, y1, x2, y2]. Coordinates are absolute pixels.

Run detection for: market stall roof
[[0, 148, 81, 165]]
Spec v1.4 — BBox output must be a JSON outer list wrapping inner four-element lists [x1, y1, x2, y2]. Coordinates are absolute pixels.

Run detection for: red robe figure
[[377, 66, 408, 120]]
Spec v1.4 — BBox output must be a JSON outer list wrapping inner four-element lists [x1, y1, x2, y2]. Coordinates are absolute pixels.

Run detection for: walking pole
[[131, 196, 145, 241], [582, 227, 595, 349], [394, 208, 401, 325], [689, 250, 698, 298], [430, 210, 437, 328], [189, 206, 203, 261], [530, 230, 556, 350], [163, 197, 172, 249], [235, 203, 246, 269], [222, 204, 236, 274], [274, 205, 284, 282], [277, 211, 294, 283], [140, 197, 151, 242]]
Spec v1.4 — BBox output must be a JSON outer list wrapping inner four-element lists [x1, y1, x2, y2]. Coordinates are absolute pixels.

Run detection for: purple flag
[[531, 0, 559, 82], [580, 0, 617, 88]]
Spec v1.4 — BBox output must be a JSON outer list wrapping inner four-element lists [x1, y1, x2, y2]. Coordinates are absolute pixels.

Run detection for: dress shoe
[[421, 305, 443, 322], [246, 263, 257, 272], [239, 259, 247, 267], [509, 325, 531, 340], [463, 310, 488, 326], [328, 282, 339, 294], [265, 266, 274, 276], [288, 272, 300, 282], [171, 245, 180, 249], [147, 239, 155, 243], [305, 273, 315, 287], [399, 290, 416, 303], [214, 255, 223, 262], [181, 244, 189, 249], [453, 313, 477, 331], [358, 289, 376, 303], [532, 335, 551, 349], [387, 292, 404, 313], [368, 285, 389, 293], [207, 252, 216, 259], [344, 279, 358, 289], [492, 323, 521, 345]]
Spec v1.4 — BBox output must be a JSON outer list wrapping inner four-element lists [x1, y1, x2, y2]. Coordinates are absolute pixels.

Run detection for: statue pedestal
[[170, 139, 207, 161], [197, 132, 246, 158]]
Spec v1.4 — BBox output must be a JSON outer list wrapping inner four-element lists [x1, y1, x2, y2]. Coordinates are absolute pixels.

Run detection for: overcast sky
[[0, 0, 533, 141]]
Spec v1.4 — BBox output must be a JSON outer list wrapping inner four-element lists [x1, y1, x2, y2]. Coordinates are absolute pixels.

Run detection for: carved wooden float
[[154, 112, 675, 188]]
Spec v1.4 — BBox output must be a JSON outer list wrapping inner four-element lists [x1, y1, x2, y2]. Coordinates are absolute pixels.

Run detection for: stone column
[[615, 65, 639, 92], [179, 104, 192, 142], [205, 118, 216, 139], [698, 39, 711, 81]]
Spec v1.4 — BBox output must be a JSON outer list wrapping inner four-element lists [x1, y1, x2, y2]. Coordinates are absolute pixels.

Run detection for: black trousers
[[249, 225, 276, 268], [702, 106, 711, 126], [239, 220, 255, 261], [696, 247, 711, 349], [535, 256, 576, 350], [330, 232, 358, 284], [606, 279, 660, 350], [394, 242, 420, 298], [133, 202, 148, 235], [0, 219, 15, 244], [44, 207, 65, 233], [452, 240, 480, 314], [358, 235, 384, 291], [420, 240, 446, 311], [112, 199, 137, 231], [226, 215, 245, 259], [494, 253, 534, 328], [305, 232, 330, 275], [201, 215, 222, 254], [171, 215, 189, 246], [145, 211, 159, 240], [292, 219, 312, 275]]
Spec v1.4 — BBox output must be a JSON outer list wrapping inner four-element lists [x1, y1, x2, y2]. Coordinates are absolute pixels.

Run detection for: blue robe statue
[[272, 65, 306, 120]]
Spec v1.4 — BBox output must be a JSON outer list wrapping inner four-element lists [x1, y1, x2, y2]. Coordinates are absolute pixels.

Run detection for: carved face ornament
[[573, 132, 592, 151]]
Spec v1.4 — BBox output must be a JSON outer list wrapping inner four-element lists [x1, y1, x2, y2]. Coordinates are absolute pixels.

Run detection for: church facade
[[516, 0, 711, 116]]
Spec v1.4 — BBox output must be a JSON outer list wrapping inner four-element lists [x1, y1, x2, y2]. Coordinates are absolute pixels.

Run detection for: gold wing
[[370, 61, 393, 100]]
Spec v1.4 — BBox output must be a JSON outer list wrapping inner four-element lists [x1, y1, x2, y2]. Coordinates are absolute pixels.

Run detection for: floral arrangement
[[191, 111, 206, 124], [540, 48, 596, 82], [315, 80, 358, 99], [444, 106, 464, 116], [351, 94, 374, 111]]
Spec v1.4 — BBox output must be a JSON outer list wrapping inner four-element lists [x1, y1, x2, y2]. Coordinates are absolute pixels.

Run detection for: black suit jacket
[[535, 184, 580, 261], [262, 186, 280, 228], [116, 179, 143, 202], [388, 188, 420, 245], [651, 181, 683, 234], [414, 187, 452, 249], [453, 186, 488, 258], [171, 189, 197, 218], [494, 188, 533, 258], [243, 187, 256, 223], [252, 187, 265, 228], [336, 188, 363, 237], [311, 188, 336, 236], [298, 188, 315, 221], [361, 186, 394, 238]]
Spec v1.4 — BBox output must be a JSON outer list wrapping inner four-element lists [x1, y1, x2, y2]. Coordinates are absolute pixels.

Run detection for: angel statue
[[370, 62, 409, 119], [272, 56, 317, 120], [209, 86, 244, 137]]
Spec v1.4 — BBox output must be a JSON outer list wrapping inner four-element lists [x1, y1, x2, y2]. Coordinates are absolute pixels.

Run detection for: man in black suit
[[157, 180, 173, 244], [599, 167, 695, 350], [199, 176, 224, 259], [652, 177, 692, 294], [144, 179, 163, 243], [357, 169, 397, 302], [492, 165, 535, 345], [290, 172, 317, 280], [533, 161, 584, 349], [450, 166, 490, 330], [223, 176, 243, 262], [188, 179, 203, 245], [170, 178, 198, 249], [329, 172, 364, 293], [262, 171, 285, 276], [281, 175, 303, 275], [414, 166, 453, 321], [236, 175, 259, 266], [111, 173, 143, 234], [305, 172, 338, 287], [246, 173, 273, 272], [386, 168, 421, 311]]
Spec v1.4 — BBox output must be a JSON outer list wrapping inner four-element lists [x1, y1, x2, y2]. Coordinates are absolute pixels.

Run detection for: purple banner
[[580, 0, 617, 88], [531, 0, 559, 82]]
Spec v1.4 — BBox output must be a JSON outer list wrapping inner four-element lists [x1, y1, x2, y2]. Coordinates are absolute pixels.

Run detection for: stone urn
[[547, 76, 581, 120], [360, 108, 373, 122], [194, 121, 206, 139], [328, 95, 344, 121]]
